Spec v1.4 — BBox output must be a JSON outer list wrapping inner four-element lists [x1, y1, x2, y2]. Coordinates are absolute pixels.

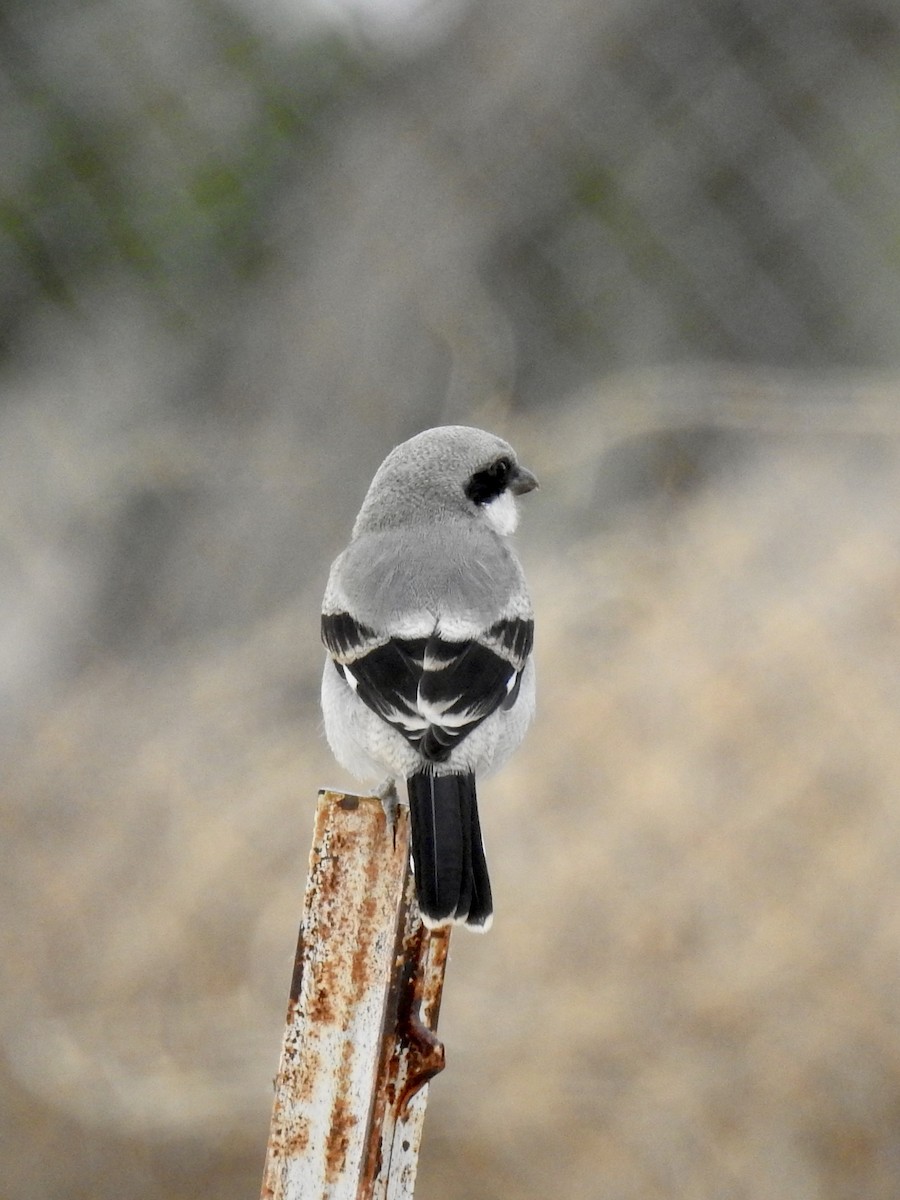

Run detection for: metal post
[[260, 791, 449, 1200]]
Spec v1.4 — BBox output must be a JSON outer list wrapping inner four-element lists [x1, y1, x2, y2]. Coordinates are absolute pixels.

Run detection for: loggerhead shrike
[[320, 425, 538, 931]]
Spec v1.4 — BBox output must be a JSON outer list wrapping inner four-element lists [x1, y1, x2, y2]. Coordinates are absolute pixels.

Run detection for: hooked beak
[[510, 465, 539, 496]]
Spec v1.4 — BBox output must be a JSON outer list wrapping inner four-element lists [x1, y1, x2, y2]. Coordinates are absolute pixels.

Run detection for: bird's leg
[[375, 777, 401, 845]]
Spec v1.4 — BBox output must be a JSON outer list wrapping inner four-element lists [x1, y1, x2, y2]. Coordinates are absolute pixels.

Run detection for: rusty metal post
[[260, 791, 449, 1200]]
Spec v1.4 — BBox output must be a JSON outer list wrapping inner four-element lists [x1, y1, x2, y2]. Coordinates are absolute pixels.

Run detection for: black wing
[[322, 611, 533, 763]]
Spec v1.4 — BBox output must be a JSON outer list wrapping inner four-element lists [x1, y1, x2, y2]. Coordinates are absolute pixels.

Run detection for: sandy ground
[[5, 383, 900, 1198]]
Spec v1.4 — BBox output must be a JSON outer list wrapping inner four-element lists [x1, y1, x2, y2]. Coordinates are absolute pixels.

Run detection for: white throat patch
[[483, 489, 519, 536]]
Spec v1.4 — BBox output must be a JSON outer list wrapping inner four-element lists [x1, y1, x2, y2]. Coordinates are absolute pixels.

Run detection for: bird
[[320, 425, 538, 931]]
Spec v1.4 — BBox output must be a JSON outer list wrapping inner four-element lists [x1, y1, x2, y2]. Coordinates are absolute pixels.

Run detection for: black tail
[[406, 772, 493, 930]]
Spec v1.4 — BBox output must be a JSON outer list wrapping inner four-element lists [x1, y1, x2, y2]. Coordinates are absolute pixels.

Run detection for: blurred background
[[4, 0, 900, 1196]]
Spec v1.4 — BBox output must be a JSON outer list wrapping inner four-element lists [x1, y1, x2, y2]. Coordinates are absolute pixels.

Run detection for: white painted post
[[260, 791, 449, 1200]]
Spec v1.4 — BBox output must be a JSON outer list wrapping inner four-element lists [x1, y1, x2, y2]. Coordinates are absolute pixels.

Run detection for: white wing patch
[[322, 609, 534, 764]]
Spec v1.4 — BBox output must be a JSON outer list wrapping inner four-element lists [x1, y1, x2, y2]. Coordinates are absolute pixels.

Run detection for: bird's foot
[[375, 778, 401, 844]]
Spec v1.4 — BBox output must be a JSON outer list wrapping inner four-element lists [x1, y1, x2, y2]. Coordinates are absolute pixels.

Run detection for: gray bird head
[[352, 425, 539, 537]]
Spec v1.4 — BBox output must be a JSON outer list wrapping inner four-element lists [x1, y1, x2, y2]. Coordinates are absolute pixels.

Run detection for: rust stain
[[420, 926, 450, 1027], [395, 924, 448, 1115], [299, 1044, 320, 1107], [349, 896, 380, 995], [323, 1093, 358, 1182], [305, 978, 337, 1027], [281, 1119, 311, 1157], [266, 1112, 311, 1159], [324, 1033, 360, 1181], [397, 1012, 445, 1116], [288, 937, 306, 1003], [266, 1085, 312, 1158]]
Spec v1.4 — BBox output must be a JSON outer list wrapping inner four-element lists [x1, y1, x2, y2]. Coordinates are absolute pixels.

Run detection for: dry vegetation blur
[[4, 0, 900, 1196]]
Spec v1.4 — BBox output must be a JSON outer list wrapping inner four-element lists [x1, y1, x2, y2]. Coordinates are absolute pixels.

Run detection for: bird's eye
[[465, 456, 513, 505]]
